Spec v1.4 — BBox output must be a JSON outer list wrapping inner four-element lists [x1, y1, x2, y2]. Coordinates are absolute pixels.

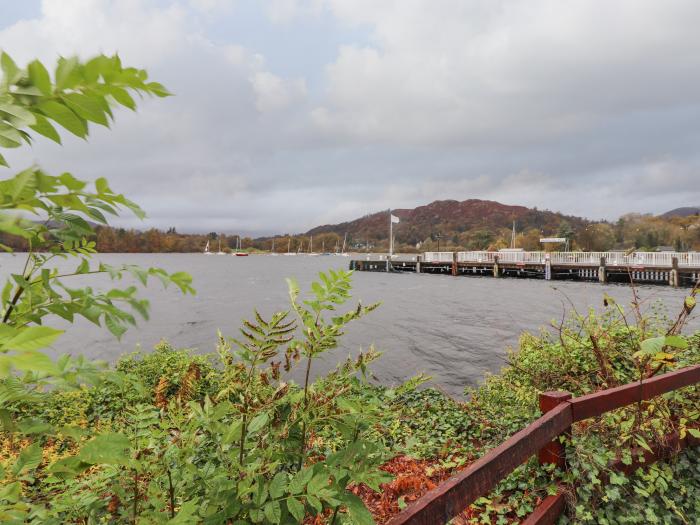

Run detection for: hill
[[307, 199, 589, 251], [661, 207, 700, 218]]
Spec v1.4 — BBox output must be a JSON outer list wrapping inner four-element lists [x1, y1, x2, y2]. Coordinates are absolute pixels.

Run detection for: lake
[[1, 253, 695, 397]]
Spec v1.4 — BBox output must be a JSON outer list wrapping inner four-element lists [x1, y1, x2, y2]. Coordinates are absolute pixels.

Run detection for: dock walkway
[[350, 251, 700, 287]]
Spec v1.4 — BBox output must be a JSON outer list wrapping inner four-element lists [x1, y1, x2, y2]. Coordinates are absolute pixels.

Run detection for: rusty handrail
[[386, 364, 700, 525]]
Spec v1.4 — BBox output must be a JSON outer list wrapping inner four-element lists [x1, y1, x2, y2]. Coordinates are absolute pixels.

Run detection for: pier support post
[[416, 255, 421, 274], [598, 257, 607, 284], [451, 252, 458, 276], [386, 257, 390, 273], [670, 257, 679, 287], [493, 255, 500, 278], [545, 255, 552, 281], [538, 391, 572, 469]]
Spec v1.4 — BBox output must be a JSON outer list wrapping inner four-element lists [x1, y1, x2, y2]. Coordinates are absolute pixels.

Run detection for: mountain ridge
[[306, 198, 589, 250]]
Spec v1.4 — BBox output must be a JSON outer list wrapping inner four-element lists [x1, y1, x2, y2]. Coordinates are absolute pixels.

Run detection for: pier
[[349, 251, 700, 287]]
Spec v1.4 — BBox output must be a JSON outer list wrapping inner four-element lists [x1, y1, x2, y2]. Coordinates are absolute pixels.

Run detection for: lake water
[[1, 253, 696, 397]]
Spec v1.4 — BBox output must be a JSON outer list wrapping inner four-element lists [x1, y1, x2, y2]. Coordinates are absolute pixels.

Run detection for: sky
[[1, 0, 700, 235]]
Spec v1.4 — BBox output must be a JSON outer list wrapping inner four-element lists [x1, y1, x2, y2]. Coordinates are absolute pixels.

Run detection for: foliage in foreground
[[1, 279, 699, 524]]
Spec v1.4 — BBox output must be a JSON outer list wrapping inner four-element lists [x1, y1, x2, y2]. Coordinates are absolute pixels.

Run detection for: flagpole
[[389, 209, 393, 257]]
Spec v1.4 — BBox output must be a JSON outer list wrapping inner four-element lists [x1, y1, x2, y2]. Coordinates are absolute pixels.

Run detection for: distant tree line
[[2, 212, 699, 254]]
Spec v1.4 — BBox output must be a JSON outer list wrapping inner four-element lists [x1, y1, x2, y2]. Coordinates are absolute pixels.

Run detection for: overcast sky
[[1, 0, 700, 234]]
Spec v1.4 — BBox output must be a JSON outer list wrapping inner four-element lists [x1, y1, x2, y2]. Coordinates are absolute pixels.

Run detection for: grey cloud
[[1, 0, 700, 234]]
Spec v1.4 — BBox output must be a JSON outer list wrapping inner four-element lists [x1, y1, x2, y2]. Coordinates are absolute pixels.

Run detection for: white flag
[[391, 214, 400, 224]]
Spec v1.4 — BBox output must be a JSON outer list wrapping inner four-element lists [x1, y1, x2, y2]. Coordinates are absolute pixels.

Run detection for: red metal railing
[[386, 365, 700, 525]]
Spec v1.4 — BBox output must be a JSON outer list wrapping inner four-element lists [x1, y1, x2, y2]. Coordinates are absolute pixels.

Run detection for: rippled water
[[1, 253, 696, 397]]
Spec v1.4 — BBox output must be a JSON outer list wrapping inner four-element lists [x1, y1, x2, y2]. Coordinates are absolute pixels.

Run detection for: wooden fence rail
[[386, 365, 700, 525]]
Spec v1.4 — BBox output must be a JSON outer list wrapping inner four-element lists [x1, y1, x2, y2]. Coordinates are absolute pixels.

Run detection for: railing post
[[538, 391, 572, 468], [493, 255, 500, 278], [598, 256, 607, 284], [416, 254, 421, 274], [670, 257, 679, 287]]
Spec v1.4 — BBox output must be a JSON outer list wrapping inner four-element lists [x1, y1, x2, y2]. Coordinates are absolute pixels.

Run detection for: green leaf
[[146, 81, 172, 97], [286, 497, 305, 522], [343, 493, 375, 525], [263, 501, 281, 524], [108, 86, 136, 110], [104, 315, 127, 338], [63, 93, 109, 126], [307, 473, 329, 494], [306, 494, 322, 514], [269, 472, 287, 498], [664, 335, 687, 349], [0, 123, 23, 148], [4, 326, 64, 351], [29, 113, 62, 144], [9, 351, 60, 375], [36, 101, 87, 138], [13, 443, 42, 475], [78, 432, 131, 465], [688, 428, 700, 439], [0, 102, 36, 126], [1, 52, 19, 84], [289, 467, 314, 494], [247, 412, 269, 433], [167, 500, 199, 524], [54, 56, 80, 91], [28, 60, 52, 95]]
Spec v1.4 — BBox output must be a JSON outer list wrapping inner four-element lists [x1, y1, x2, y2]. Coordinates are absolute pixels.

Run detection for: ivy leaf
[[688, 429, 700, 439]]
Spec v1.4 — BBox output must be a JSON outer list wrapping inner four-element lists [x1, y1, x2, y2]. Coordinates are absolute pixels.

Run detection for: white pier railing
[[422, 252, 455, 263], [446, 251, 700, 268]]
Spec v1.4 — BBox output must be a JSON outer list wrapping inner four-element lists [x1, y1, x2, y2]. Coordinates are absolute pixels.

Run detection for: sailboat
[[216, 238, 225, 255], [234, 235, 249, 256], [270, 237, 279, 256], [308, 235, 318, 256], [284, 238, 296, 256], [203, 240, 213, 255], [337, 232, 350, 257]]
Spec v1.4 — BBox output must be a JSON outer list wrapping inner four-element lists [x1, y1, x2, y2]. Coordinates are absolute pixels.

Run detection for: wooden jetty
[[349, 251, 700, 287]]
